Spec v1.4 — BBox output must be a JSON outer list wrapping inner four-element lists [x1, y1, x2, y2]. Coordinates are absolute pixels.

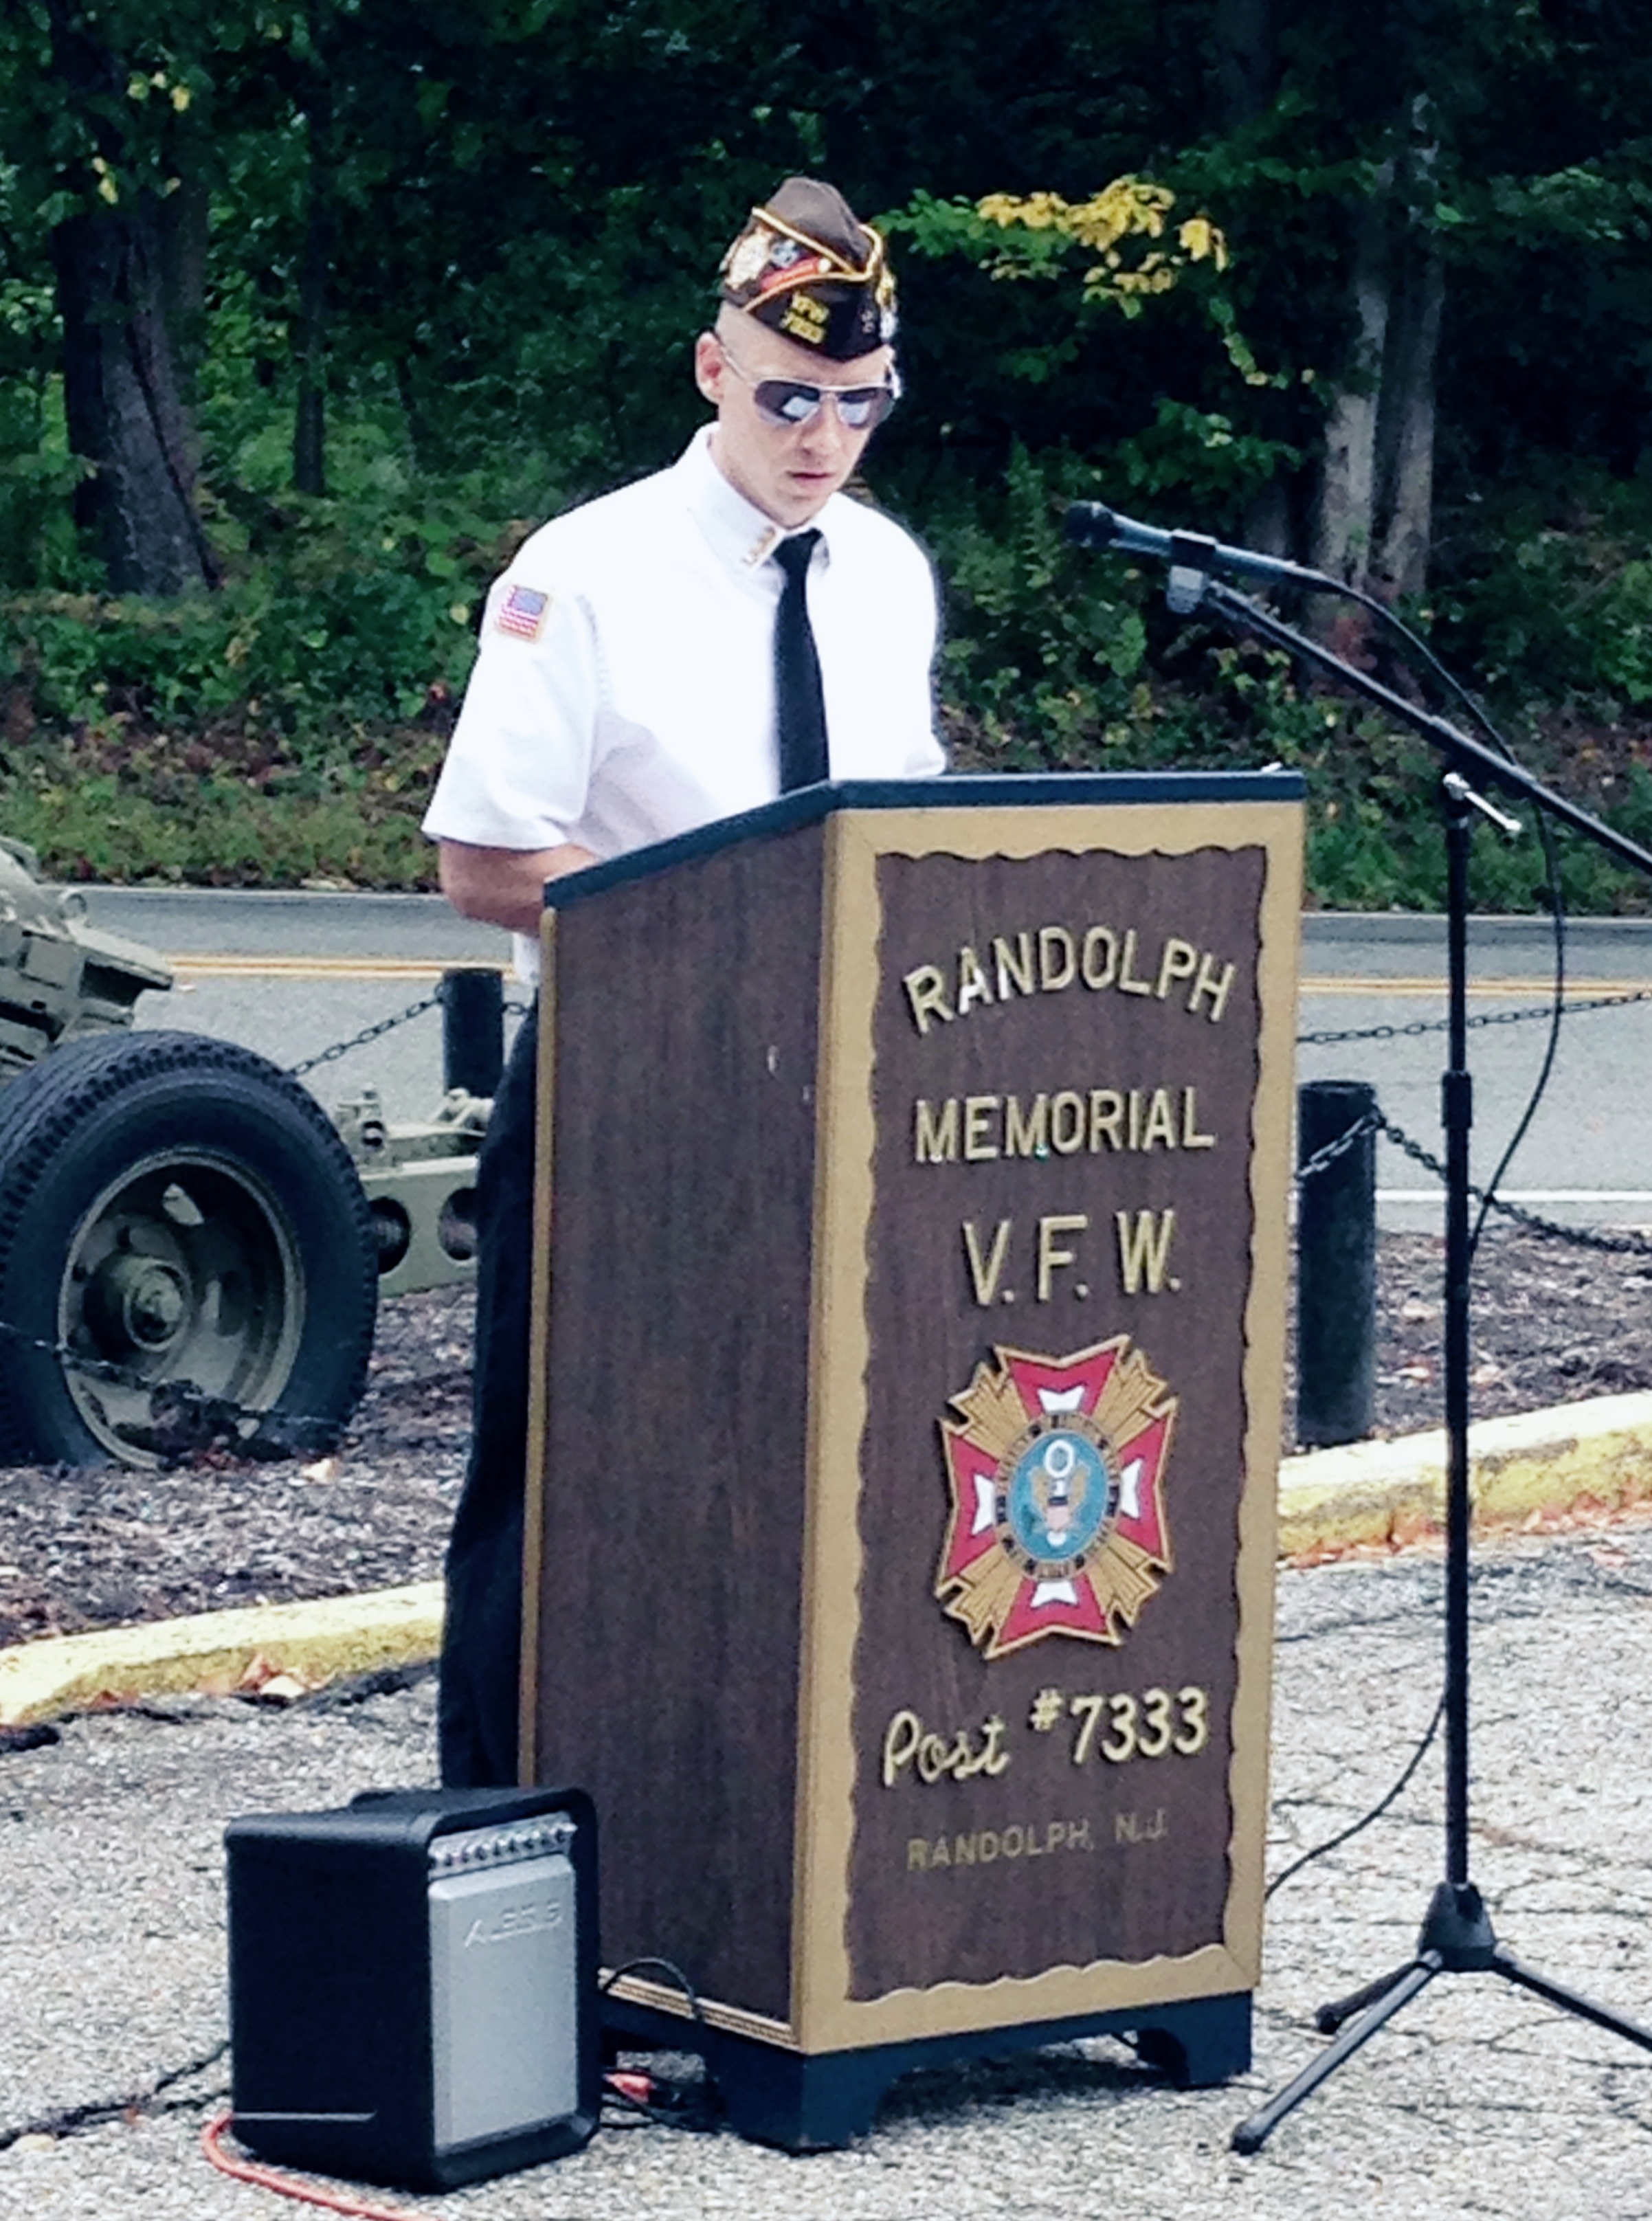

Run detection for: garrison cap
[[718, 177, 897, 360]]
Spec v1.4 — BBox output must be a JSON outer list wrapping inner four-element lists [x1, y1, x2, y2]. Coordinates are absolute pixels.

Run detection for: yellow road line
[[1300, 976, 1652, 998], [155, 959, 1652, 994], [166, 955, 504, 981]]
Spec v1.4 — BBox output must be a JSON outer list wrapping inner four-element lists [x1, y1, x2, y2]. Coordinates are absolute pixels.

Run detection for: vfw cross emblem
[[936, 1338, 1177, 1660]]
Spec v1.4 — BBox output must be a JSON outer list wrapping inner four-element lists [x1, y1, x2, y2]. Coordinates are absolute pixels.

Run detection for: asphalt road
[[1297, 915, 1652, 1233], [87, 889, 517, 1135], [69, 890, 1652, 1232], [8, 1526, 1652, 2218]]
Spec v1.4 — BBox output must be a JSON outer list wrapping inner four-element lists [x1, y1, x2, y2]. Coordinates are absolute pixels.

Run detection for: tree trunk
[[1242, 479, 1292, 558], [1214, 0, 1277, 125], [1214, 0, 1292, 551], [53, 201, 217, 596], [1372, 147, 1446, 607], [1311, 193, 1392, 594], [47, 1, 214, 596], [157, 163, 210, 456], [1373, 246, 1444, 603], [293, 78, 333, 498]]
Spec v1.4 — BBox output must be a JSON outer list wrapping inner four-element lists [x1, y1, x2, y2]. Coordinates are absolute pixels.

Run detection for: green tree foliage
[[1, 0, 1651, 905]]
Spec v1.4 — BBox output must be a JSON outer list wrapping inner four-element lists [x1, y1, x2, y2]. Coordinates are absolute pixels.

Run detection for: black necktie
[[772, 530, 829, 792]]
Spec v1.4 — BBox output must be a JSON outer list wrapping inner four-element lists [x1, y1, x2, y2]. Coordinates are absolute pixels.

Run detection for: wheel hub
[[86, 1251, 191, 1356]]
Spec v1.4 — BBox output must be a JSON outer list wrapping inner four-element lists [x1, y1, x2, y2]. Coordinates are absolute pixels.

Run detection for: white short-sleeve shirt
[[423, 429, 946, 973]]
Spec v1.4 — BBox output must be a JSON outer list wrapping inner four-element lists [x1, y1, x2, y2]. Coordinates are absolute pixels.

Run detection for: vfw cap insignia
[[719, 175, 897, 359]]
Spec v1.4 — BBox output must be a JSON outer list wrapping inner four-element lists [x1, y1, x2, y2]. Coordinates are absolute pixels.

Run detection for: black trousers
[[438, 1001, 539, 1786]]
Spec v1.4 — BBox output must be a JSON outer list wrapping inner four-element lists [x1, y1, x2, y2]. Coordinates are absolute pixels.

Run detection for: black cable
[[1258, 577, 1565, 1893], [1271, 569, 1572, 1264], [0, 2038, 230, 2154], [597, 1958, 722, 2134], [598, 1955, 707, 2029], [1264, 1695, 1445, 1903], [1341, 583, 1574, 1266], [1469, 810, 1567, 1264]]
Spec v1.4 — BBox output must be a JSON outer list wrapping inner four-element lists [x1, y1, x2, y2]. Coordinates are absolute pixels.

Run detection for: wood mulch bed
[[1, 1223, 1647, 1649]]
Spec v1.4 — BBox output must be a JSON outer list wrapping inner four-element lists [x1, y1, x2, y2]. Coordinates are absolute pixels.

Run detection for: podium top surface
[[541, 768, 1305, 911]]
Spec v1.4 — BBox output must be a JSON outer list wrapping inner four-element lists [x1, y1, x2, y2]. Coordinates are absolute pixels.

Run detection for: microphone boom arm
[[1197, 575, 1652, 878]]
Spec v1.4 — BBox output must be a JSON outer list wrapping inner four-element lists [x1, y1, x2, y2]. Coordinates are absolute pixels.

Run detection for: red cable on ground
[[200, 2112, 430, 2221]]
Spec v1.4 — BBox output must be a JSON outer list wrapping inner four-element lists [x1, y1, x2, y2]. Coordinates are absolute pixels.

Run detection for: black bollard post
[[1296, 1078, 1377, 1450], [440, 967, 504, 1099]]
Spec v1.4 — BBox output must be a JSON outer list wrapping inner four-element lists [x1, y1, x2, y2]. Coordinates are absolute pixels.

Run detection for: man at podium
[[423, 177, 946, 1783]]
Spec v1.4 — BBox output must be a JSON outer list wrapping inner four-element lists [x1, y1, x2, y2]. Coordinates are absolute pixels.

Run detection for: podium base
[[604, 1991, 1251, 2151]]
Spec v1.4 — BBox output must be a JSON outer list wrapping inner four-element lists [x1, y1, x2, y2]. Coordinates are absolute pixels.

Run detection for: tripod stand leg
[[1231, 1955, 1438, 2156], [1493, 1949, 1652, 2053], [1315, 1959, 1417, 2037]]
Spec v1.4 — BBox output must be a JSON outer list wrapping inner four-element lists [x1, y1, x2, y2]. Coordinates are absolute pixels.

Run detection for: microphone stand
[[1153, 567, 1652, 2154]]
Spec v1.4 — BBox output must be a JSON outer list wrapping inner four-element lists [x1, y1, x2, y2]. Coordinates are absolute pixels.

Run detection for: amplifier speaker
[[225, 1785, 599, 2191]]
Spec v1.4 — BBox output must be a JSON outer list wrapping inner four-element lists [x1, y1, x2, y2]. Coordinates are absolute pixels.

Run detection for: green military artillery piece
[[0, 838, 484, 1469]]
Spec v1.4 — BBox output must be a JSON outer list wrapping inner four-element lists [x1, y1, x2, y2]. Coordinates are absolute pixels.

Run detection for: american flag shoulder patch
[[496, 583, 550, 641]]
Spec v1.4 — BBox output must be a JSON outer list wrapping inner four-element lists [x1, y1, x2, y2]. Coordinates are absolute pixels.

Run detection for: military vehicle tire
[[0, 1031, 378, 1467]]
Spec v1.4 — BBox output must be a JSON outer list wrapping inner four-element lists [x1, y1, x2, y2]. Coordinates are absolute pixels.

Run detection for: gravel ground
[[1, 1223, 1649, 1651], [6, 1527, 1652, 2218]]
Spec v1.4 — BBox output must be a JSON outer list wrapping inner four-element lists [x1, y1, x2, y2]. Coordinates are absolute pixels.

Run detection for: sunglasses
[[717, 344, 900, 432]]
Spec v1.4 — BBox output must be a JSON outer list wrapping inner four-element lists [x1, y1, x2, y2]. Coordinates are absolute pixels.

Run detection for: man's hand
[[436, 838, 599, 937]]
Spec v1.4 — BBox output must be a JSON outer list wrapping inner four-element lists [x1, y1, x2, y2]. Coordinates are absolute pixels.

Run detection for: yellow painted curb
[[0, 1580, 444, 1728], [1279, 1391, 1652, 1558], [5, 1394, 1649, 1727]]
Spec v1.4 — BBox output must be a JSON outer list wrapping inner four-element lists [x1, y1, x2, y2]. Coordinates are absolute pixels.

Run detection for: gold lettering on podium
[[963, 1096, 1001, 1160], [900, 926, 1240, 1032], [1189, 950, 1234, 1022], [956, 945, 994, 1016], [1006, 1095, 1048, 1157], [1037, 1214, 1088, 1301], [915, 1098, 959, 1162], [1116, 928, 1152, 995], [958, 1214, 1196, 1302], [1155, 936, 1199, 998], [903, 964, 952, 1034], [962, 1219, 1013, 1306], [1116, 1209, 1177, 1295], [882, 1708, 1011, 1788], [1038, 926, 1077, 990], [913, 1088, 1216, 1164], [1115, 1808, 1170, 1844], [993, 931, 1036, 998], [904, 1818, 1101, 1874], [1081, 926, 1117, 988], [1182, 1089, 1216, 1148]]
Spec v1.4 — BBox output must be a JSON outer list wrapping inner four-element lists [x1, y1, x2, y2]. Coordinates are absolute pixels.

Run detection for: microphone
[[1065, 502, 1337, 612]]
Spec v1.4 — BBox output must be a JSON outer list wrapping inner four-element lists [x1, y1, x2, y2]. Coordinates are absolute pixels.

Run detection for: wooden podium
[[522, 772, 1303, 2146]]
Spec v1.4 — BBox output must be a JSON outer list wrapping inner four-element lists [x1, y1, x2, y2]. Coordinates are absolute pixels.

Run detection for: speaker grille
[[428, 1823, 579, 2152]]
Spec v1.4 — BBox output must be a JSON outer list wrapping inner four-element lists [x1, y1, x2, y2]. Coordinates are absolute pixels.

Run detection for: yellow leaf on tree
[[974, 175, 1227, 307], [1178, 216, 1229, 269]]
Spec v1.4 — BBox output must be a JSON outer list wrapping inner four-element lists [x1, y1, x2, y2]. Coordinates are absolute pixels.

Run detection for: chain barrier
[[284, 982, 531, 1081], [0, 1315, 346, 1459], [284, 991, 444, 1079], [1297, 1103, 1652, 1256], [1372, 1111, 1652, 1255], [1300, 973, 1652, 1251], [1294, 1106, 1383, 1185], [1299, 982, 1652, 1049], [14, 970, 1638, 1464]]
